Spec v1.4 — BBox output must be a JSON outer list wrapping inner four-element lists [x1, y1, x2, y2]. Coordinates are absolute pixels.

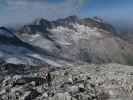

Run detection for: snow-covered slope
[[16, 16, 133, 65], [0, 27, 63, 66]]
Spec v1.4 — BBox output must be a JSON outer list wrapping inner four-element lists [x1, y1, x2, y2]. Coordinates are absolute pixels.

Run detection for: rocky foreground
[[0, 63, 133, 100]]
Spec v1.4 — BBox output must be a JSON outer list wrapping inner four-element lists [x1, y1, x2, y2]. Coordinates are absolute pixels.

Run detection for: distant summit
[[16, 16, 133, 65], [18, 16, 116, 35], [0, 16, 132, 66]]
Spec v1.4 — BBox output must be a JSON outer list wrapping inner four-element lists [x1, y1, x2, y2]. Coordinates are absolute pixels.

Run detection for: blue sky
[[82, 0, 133, 19], [0, 0, 132, 28]]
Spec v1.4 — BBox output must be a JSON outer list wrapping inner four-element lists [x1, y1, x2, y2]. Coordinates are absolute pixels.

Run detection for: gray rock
[[50, 92, 72, 100]]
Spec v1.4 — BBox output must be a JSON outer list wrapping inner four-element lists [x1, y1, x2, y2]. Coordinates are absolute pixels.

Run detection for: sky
[[0, 0, 133, 29]]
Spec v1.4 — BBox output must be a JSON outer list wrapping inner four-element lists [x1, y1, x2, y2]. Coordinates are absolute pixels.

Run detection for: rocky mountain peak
[[18, 16, 117, 37], [15, 16, 133, 66], [62, 15, 79, 23], [33, 18, 51, 28]]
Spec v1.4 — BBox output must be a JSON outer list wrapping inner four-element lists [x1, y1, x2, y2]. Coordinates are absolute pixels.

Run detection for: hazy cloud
[[0, 0, 83, 26]]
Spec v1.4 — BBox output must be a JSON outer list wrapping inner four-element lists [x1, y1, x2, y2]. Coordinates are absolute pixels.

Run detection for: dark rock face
[[24, 89, 41, 100], [80, 17, 117, 34], [12, 77, 46, 87], [0, 63, 40, 76]]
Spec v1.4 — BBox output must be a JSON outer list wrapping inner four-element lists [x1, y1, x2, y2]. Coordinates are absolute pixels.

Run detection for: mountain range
[[0, 16, 133, 100], [0, 16, 133, 66], [16, 16, 133, 65]]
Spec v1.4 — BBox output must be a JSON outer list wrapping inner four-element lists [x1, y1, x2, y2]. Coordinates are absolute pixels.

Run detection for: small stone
[[78, 84, 85, 92], [87, 76, 91, 80], [67, 77, 73, 85], [30, 81, 36, 86], [68, 86, 78, 93], [42, 92, 48, 98], [51, 92, 72, 100], [90, 83, 95, 88]]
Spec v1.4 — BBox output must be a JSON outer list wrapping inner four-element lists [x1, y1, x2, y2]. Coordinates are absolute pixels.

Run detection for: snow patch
[[6, 57, 29, 64], [29, 34, 40, 41], [49, 24, 102, 44], [30, 54, 62, 67]]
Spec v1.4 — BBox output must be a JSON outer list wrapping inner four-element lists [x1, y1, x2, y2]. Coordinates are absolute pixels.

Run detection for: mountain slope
[[0, 27, 64, 66], [16, 16, 133, 65], [0, 16, 133, 100]]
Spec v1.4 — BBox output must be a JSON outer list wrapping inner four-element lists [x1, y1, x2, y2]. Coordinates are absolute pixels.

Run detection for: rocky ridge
[[0, 63, 133, 100]]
